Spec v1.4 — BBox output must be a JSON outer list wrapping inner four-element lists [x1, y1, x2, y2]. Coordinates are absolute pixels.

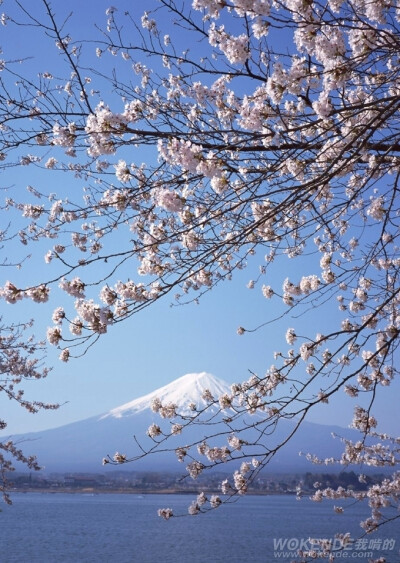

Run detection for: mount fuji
[[4, 372, 357, 474], [101, 371, 230, 419]]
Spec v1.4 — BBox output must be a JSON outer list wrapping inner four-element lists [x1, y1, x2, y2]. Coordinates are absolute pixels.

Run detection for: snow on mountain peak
[[102, 372, 231, 419]]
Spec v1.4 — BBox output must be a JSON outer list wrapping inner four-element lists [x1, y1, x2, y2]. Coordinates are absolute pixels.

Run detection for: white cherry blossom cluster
[[74, 299, 113, 335], [204, 445, 230, 462], [0, 282, 49, 305], [208, 23, 249, 65], [52, 122, 76, 150], [157, 507, 173, 520], [171, 423, 183, 435], [59, 277, 85, 298], [147, 423, 162, 439], [157, 138, 203, 174], [186, 460, 204, 479], [175, 447, 187, 461], [233, 470, 248, 494], [25, 285, 50, 304], [85, 103, 125, 157], [158, 402, 178, 419]]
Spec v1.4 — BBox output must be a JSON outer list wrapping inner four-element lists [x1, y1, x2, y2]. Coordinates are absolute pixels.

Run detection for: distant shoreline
[[10, 487, 291, 496], [8, 468, 377, 497]]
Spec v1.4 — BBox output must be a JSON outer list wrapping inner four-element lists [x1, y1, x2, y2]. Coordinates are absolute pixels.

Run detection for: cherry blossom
[[0, 0, 398, 550]]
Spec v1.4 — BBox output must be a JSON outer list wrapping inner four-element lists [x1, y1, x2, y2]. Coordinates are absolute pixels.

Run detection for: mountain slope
[[3, 372, 360, 474]]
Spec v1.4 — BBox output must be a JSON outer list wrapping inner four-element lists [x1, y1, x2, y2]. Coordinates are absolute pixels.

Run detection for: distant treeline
[[302, 471, 381, 491]]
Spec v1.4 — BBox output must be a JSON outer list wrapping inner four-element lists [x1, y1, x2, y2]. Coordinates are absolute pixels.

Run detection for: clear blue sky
[[0, 0, 398, 438]]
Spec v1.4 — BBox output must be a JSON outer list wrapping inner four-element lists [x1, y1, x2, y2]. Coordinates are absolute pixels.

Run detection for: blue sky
[[0, 0, 398, 439]]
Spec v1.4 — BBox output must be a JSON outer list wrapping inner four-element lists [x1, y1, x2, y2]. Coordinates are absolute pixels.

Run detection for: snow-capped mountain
[[102, 372, 230, 419], [3, 372, 360, 474]]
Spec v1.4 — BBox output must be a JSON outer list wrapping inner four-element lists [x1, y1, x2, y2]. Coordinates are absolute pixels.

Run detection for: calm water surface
[[1, 493, 399, 562]]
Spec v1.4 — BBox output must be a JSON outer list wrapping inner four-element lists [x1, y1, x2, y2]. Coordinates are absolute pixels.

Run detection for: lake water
[[1, 493, 399, 562]]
